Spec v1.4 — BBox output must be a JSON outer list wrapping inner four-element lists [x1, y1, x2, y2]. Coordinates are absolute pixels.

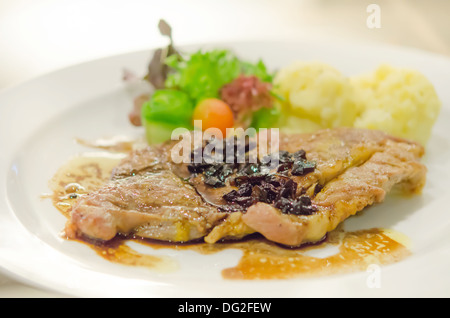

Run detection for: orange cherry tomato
[[192, 98, 234, 137]]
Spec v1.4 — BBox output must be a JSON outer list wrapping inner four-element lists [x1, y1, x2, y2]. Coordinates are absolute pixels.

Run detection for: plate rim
[[1, 38, 450, 298]]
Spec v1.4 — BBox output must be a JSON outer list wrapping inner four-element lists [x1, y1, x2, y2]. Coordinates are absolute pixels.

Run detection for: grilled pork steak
[[65, 128, 426, 246], [240, 139, 426, 245], [65, 170, 227, 242]]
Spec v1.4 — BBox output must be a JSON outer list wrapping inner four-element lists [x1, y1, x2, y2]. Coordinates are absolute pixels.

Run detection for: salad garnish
[[131, 20, 279, 144]]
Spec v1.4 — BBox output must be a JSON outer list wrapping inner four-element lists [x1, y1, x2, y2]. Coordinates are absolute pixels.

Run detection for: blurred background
[[0, 0, 449, 297], [1, 0, 450, 90]]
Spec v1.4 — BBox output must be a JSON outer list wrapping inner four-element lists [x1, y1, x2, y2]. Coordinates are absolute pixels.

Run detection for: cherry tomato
[[192, 98, 234, 137]]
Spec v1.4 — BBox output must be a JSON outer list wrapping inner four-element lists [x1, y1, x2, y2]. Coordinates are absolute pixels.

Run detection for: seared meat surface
[[65, 128, 426, 246], [65, 170, 227, 242], [240, 139, 426, 245]]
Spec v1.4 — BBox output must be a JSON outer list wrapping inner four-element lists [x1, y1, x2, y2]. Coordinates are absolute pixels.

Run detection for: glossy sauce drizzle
[[49, 149, 411, 280]]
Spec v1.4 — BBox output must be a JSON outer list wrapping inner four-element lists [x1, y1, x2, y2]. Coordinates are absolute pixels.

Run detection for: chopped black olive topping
[[274, 195, 316, 215], [222, 174, 317, 215], [262, 149, 316, 177], [291, 160, 316, 176], [187, 136, 317, 215], [187, 136, 257, 188], [313, 183, 324, 196]]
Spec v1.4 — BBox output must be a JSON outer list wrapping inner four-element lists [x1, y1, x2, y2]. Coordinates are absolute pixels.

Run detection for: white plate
[[1, 40, 450, 298]]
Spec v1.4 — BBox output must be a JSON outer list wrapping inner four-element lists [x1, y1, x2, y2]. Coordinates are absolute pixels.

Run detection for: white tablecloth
[[1, 0, 449, 297]]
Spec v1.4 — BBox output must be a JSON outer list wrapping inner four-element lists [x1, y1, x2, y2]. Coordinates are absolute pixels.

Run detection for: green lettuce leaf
[[141, 89, 194, 127], [165, 49, 274, 104]]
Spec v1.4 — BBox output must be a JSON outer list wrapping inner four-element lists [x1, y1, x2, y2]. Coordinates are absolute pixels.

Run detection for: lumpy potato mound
[[274, 62, 441, 145], [351, 64, 441, 145], [274, 61, 358, 131]]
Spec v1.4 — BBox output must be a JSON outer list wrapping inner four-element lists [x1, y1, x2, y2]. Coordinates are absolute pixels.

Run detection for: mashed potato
[[274, 61, 358, 130], [351, 64, 441, 145], [273, 62, 441, 145]]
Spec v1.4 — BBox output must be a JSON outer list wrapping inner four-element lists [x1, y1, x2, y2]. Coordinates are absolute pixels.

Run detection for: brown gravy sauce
[[48, 148, 411, 280]]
